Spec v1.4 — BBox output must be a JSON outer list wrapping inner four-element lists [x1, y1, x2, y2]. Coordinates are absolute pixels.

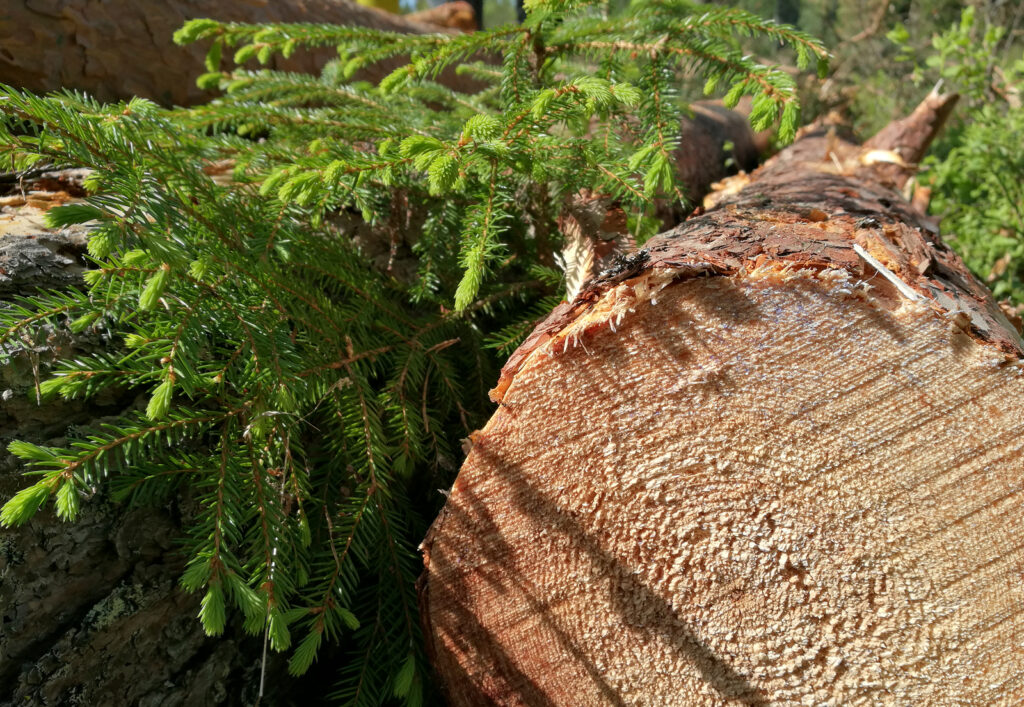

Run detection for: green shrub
[[891, 7, 1024, 304]]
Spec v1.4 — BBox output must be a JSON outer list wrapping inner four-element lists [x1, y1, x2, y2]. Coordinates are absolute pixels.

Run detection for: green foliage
[[927, 104, 1024, 302], [887, 5, 1021, 109], [920, 12, 1024, 303], [0, 1, 825, 701]]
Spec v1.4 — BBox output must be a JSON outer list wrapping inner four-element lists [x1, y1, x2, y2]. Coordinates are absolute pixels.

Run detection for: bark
[[653, 99, 768, 229], [674, 100, 764, 207], [419, 91, 1024, 705], [405, 1, 477, 33], [0, 0, 473, 106]]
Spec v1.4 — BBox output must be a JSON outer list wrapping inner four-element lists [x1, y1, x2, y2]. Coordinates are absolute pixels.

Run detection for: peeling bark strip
[[419, 93, 1024, 705]]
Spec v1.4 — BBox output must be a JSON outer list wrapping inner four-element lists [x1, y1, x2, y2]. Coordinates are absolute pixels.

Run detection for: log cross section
[[419, 94, 1024, 705]]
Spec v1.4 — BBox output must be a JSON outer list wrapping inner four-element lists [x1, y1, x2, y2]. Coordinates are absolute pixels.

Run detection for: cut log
[[419, 92, 1024, 705], [0, 0, 472, 105]]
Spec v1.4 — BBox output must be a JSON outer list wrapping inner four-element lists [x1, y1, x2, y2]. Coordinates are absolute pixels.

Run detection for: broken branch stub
[[419, 93, 1024, 705]]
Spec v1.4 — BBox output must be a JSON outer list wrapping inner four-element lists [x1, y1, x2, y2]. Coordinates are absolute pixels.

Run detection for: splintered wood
[[421, 271, 1024, 705]]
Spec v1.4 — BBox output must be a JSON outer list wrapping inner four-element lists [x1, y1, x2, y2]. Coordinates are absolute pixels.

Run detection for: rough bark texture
[[0, 195, 310, 706], [0, 0, 467, 105], [492, 92, 1021, 403], [420, 93, 1024, 705]]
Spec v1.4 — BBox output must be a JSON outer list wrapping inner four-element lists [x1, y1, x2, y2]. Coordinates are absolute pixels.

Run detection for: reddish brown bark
[[674, 101, 763, 206], [558, 100, 765, 297], [406, 1, 477, 32], [492, 91, 1020, 403], [0, 0, 473, 105]]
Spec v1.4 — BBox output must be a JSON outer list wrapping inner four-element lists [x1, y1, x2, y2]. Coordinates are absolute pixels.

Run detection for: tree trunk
[[0, 0, 471, 106], [418, 92, 1024, 705], [674, 100, 765, 210]]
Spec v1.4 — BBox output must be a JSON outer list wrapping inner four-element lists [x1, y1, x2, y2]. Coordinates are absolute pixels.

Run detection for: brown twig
[[845, 0, 890, 44]]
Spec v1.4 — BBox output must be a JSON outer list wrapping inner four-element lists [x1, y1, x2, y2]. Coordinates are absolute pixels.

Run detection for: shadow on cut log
[[419, 91, 1024, 705]]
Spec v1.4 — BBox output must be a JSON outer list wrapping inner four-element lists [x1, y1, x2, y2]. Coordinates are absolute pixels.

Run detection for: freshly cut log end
[[420, 93, 1024, 705], [422, 269, 1024, 705]]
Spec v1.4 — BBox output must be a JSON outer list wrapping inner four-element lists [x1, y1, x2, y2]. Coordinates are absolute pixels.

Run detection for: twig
[[845, 0, 889, 44], [853, 243, 922, 302]]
